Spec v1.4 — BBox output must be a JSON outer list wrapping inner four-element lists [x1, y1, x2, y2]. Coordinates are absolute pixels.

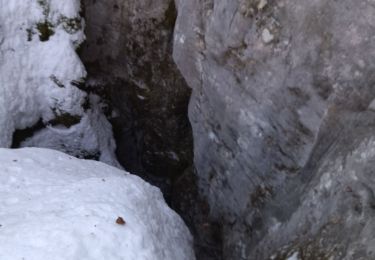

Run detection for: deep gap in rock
[[79, 0, 223, 259]]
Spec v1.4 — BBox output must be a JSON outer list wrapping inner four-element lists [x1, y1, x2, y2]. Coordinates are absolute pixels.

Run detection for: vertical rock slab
[[173, 0, 375, 258], [0, 148, 195, 260]]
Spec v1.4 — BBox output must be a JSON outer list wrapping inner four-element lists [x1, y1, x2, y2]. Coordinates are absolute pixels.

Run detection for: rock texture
[[173, 0, 375, 258], [81, 0, 193, 180]]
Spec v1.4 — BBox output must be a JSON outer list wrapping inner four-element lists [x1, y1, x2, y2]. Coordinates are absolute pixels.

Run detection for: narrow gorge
[[80, 0, 222, 258], [3, 0, 375, 259]]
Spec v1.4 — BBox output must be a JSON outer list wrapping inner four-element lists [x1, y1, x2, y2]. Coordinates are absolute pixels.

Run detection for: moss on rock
[[36, 21, 54, 41]]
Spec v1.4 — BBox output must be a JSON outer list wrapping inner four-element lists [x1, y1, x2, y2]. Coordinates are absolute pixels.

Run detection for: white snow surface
[[0, 148, 195, 260], [20, 94, 121, 167], [0, 0, 85, 146], [0, 0, 119, 166]]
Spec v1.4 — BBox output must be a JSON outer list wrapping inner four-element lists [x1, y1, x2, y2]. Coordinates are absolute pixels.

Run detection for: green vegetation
[[36, 21, 54, 41]]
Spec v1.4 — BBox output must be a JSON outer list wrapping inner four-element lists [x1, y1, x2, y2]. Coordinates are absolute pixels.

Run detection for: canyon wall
[[74, 0, 375, 258], [173, 0, 375, 258]]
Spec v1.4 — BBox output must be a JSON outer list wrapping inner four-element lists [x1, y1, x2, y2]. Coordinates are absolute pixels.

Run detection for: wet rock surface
[[81, 0, 193, 179], [173, 0, 375, 259], [259, 110, 375, 260]]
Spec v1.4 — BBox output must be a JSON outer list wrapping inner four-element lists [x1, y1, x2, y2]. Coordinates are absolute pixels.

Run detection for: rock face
[[253, 111, 375, 259], [173, 0, 375, 258], [81, 0, 193, 179]]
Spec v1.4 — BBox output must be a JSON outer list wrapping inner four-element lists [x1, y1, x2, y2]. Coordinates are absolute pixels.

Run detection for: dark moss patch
[[11, 119, 45, 148], [60, 17, 83, 34], [50, 75, 65, 88], [49, 113, 81, 127], [80, 151, 101, 160], [36, 21, 55, 41]]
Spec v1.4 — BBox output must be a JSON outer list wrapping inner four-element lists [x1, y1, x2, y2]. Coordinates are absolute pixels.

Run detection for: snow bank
[[0, 148, 195, 260], [0, 0, 118, 166]]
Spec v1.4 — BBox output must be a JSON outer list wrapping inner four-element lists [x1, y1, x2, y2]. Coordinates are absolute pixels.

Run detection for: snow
[[287, 252, 299, 260], [0, 148, 195, 260], [0, 0, 119, 166], [1, 2, 195, 259], [261, 28, 274, 44], [20, 95, 121, 167], [0, 0, 85, 145]]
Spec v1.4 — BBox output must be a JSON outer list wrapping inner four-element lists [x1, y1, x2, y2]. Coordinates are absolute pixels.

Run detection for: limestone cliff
[[173, 0, 375, 258]]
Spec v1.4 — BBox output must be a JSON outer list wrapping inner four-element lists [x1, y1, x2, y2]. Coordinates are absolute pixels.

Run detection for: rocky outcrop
[[173, 0, 375, 258], [81, 0, 193, 179], [252, 109, 375, 259]]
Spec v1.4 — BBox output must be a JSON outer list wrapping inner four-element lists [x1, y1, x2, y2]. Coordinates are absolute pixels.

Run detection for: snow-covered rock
[[0, 0, 118, 166], [0, 148, 195, 260]]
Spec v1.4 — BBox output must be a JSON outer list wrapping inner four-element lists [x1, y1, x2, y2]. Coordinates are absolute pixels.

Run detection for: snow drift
[[0, 0, 119, 166], [0, 148, 195, 260]]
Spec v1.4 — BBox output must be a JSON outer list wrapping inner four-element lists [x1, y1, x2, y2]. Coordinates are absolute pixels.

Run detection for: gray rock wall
[[173, 0, 375, 258], [252, 110, 375, 259]]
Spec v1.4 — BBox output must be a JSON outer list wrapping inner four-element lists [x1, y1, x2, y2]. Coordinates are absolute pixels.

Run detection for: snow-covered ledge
[[0, 148, 195, 259]]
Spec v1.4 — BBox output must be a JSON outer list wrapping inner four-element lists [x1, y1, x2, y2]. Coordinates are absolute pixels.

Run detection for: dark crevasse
[[80, 0, 192, 184], [79, 0, 222, 259]]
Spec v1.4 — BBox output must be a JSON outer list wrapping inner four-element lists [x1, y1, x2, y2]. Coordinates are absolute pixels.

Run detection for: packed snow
[[0, 148, 195, 260], [20, 94, 121, 167], [0, 0, 119, 166]]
